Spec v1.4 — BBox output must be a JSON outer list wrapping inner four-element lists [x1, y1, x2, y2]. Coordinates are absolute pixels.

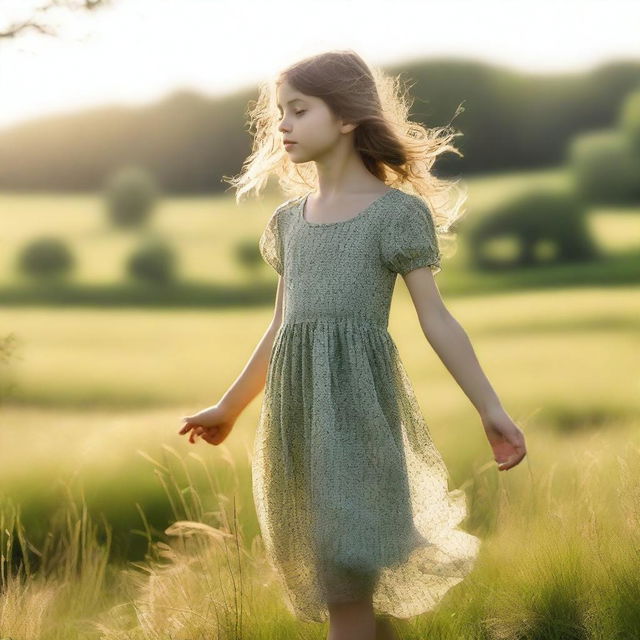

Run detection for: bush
[[103, 165, 161, 230], [16, 236, 75, 280], [619, 89, 640, 153], [467, 188, 599, 270], [235, 238, 265, 274], [567, 129, 640, 204], [125, 237, 177, 285]]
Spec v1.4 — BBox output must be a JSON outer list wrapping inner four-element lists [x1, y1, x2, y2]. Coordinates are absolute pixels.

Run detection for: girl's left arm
[[403, 267, 527, 472]]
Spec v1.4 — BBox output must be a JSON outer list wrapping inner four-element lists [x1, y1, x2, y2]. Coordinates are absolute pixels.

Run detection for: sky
[[1, 0, 640, 132]]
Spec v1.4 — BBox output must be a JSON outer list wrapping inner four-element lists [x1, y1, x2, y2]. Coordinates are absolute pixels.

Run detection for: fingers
[[496, 448, 527, 471], [495, 429, 527, 470], [179, 422, 192, 435], [178, 419, 202, 442], [179, 414, 201, 435], [178, 418, 220, 445], [189, 425, 205, 444]]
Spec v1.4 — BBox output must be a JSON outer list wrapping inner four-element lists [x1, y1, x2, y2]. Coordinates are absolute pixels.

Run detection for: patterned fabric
[[253, 187, 480, 623]]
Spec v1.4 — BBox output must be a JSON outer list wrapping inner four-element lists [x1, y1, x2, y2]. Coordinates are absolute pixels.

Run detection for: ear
[[340, 121, 358, 134]]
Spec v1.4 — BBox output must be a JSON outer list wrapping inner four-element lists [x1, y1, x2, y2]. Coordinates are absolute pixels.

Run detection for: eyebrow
[[276, 98, 306, 109]]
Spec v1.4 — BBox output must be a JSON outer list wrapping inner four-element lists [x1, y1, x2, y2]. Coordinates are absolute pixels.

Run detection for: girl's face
[[276, 81, 354, 163]]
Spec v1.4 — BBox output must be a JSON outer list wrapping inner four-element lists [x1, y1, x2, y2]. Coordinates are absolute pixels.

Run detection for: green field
[[1, 167, 639, 291], [1, 172, 640, 638]]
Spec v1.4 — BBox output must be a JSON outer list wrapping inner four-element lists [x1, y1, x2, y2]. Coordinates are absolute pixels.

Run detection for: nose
[[278, 119, 291, 134]]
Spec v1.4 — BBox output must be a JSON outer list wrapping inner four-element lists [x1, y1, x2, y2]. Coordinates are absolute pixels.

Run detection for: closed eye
[[278, 110, 306, 120]]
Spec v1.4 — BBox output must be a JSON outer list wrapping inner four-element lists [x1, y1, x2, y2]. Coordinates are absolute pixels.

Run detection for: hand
[[481, 407, 527, 471], [178, 403, 237, 446]]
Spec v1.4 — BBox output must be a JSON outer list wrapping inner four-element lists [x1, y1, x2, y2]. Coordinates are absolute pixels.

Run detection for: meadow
[[1, 169, 639, 639]]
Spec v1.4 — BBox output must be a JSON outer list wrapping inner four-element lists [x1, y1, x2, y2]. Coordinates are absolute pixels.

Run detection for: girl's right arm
[[178, 276, 285, 445]]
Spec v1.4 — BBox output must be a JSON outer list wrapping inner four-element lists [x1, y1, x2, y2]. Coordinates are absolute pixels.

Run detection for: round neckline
[[299, 188, 399, 227]]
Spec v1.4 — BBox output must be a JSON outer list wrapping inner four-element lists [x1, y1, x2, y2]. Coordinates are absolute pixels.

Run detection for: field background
[[1, 165, 640, 638]]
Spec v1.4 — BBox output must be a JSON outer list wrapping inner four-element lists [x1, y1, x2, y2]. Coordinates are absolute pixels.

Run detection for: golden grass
[[1, 173, 640, 637]]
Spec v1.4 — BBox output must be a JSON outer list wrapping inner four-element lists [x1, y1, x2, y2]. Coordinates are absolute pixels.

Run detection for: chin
[[288, 153, 309, 164]]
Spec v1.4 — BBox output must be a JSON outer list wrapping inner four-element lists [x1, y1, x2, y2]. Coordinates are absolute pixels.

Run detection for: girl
[[179, 50, 527, 640]]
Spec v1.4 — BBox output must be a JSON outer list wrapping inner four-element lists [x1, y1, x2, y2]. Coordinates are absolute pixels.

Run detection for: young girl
[[179, 50, 527, 640]]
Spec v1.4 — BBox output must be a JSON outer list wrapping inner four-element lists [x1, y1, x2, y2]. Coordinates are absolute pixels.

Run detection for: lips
[[284, 140, 296, 145]]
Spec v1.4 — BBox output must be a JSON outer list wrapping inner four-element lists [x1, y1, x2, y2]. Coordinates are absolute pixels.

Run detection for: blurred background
[[1, 1, 640, 638]]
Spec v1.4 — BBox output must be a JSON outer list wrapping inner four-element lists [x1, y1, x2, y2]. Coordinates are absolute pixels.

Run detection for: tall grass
[[2, 427, 640, 639]]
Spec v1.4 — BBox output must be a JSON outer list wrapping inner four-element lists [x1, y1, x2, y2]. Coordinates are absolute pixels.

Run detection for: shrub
[[567, 129, 640, 204], [235, 239, 265, 274], [619, 89, 640, 153], [467, 188, 598, 270], [103, 165, 161, 229], [16, 236, 74, 280], [125, 237, 177, 285]]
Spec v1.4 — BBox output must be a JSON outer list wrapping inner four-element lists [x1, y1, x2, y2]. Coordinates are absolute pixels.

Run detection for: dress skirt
[[252, 317, 481, 623]]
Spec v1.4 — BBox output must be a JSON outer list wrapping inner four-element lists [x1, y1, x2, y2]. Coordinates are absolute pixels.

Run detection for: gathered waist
[[280, 313, 388, 332]]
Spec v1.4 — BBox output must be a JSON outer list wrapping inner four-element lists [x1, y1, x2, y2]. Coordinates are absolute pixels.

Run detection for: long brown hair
[[224, 49, 467, 237]]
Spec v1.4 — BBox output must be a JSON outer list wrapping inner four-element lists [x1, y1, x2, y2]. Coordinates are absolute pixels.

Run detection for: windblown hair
[[224, 49, 467, 238]]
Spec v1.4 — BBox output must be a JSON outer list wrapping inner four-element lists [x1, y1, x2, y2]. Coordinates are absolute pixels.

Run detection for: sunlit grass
[[2, 170, 640, 637], [1, 286, 638, 554], [1, 285, 637, 417], [1, 418, 640, 639], [1, 285, 638, 590]]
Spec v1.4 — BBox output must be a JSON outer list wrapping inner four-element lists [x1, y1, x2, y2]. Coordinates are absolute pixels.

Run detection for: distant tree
[[17, 236, 75, 280], [569, 129, 640, 204], [103, 165, 161, 230], [0, 0, 113, 40]]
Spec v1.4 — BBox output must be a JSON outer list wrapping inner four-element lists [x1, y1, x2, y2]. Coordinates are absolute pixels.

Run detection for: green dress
[[254, 187, 480, 623]]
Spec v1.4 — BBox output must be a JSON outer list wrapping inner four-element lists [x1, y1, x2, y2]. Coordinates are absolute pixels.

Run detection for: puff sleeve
[[381, 196, 442, 276], [258, 210, 284, 275]]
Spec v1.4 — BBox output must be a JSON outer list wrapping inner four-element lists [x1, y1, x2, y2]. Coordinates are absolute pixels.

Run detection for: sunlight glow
[[1, 0, 639, 131]]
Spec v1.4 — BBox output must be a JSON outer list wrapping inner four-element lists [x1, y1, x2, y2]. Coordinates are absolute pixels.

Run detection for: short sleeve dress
[[253, 187, 481, 623]]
